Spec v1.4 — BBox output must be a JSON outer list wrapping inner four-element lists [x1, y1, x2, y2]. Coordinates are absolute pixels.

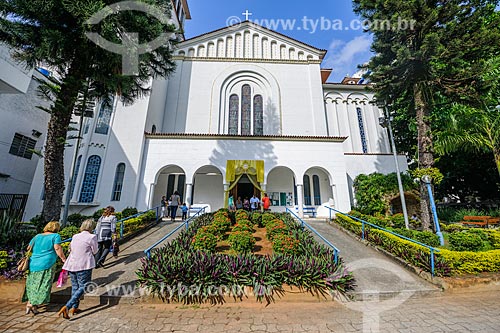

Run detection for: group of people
[[161, 191, 188, 221], [23, 206, 117, 319], [229, 193, 271, 212]]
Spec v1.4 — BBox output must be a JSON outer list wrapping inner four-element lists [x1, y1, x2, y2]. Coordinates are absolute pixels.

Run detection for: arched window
[[228, 94, 239, 135], [356, 107, 368, 153], [69, 155, 82, 200], [79, 155, 101, 203], [95, 97, 114, 135], [253, 95, 263, 135], [227, 85, 264, 135], [313, 175, 321, 205], [241, 84, 251, 135], [111, 163, 126, 201], [303, 175, 311, 206]]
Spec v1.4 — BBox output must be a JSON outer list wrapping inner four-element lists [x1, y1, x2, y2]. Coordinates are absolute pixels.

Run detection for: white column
[[296, 184, 304, 218], [223, 183, 229, 208], [260, 183, 267, 212], [185, 183, 193, 211], [147, 183, 155, 209]]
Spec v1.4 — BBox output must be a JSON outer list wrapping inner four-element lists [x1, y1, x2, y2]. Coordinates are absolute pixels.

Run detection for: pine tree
[[353, 0, 500, 230], [0, 0, 178, 222]]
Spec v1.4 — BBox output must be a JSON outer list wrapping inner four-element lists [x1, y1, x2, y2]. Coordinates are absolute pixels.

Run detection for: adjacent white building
[[23, 15, 407, 219], [0, 44, 51, 215]]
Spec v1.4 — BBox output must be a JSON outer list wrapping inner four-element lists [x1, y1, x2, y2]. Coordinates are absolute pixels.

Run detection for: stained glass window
[[313, 175, 321, 205], [241, 84, 251, 135], [253, 95, 263, 135], [111, 163, 125, 201], [356, 107, 368, 153], [69, 155, 82, 200], [79, 155, 101, 203], [95, 97, 114, 135], [303, 175, 311, 206], [229, 94, 239, 134]]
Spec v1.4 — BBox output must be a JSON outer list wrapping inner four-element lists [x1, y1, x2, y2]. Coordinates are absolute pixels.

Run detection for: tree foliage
[[0, 0, 178, 222], [353, 172, 417, 215], [353, 0, 500, 229]]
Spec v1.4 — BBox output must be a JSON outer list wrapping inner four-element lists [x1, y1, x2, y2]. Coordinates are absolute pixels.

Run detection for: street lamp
[[421, 175, 444, 246], [373, 98, 410, 229]]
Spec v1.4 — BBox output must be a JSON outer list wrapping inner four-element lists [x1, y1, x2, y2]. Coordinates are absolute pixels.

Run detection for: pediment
[[174, 21, 326, 62]]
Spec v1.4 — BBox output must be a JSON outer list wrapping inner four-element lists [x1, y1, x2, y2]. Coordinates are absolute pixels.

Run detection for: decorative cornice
[[344, 152, 406, 156], [145, 132, 346, 143], [172, 55, 322, 65]]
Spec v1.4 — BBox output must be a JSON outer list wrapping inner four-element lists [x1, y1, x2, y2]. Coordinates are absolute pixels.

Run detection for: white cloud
[[324, 35, 373, 81]]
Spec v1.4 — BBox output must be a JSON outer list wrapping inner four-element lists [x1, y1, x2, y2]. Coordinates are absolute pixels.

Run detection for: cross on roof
[[242, 10, 253, 21]]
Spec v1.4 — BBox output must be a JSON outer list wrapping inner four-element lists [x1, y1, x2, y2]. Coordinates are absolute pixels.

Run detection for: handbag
[[57, 269, 68, 288], [112, 239, 119, 257], [17, 249, 31, 272]]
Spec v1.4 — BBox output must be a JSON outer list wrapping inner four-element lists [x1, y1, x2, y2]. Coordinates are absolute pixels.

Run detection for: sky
[[183, 0, 373, 82]]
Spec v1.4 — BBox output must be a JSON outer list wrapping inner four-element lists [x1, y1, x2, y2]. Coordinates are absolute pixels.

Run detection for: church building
[[25, 18, 407, 219]]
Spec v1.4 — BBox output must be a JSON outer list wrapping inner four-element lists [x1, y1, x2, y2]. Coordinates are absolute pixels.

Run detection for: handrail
[[324, 206, 440, 277], [118, 205, 161, 238], [285, 207, 340, 264], [143, 206, 207, 259], [59, 206, 162, 245]]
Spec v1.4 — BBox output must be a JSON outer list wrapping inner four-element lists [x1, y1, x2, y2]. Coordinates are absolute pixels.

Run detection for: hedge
[[335, 214, 500, 276]]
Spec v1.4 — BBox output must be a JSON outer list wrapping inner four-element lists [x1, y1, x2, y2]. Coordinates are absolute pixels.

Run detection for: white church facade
[[24, 20, 407, 220]]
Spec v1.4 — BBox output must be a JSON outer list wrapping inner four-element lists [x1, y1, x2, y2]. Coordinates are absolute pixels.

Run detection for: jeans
[[65, 269, 92, 309], [170, 206, 178, 219], [95, 240, 112, 265]]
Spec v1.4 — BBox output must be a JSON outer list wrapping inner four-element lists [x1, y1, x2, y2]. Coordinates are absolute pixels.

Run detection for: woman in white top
[[57, 219, 98, 319], [94, 206, 117, 268]]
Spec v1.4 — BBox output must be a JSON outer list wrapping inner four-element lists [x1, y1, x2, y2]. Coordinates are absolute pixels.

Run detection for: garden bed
[[334, 213, 500, 277], [137, 209, 355, 304]]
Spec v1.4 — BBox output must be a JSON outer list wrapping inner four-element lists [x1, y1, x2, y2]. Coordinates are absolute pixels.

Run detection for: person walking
[[250, 194, 260, 212], [57, 219, 98, 319], [161, 196, 167, 218], [22, 221, 66, 315], [169, 191, 181, 222], [94, 206, 117, 268], [262, 193, 271, 212], [181, 203, 188, 221]]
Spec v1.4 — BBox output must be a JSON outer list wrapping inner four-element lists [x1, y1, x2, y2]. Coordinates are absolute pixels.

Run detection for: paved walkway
[[300, 218, 440, 299], [51, 219, 183, 302], [1, 289, 499, 332]]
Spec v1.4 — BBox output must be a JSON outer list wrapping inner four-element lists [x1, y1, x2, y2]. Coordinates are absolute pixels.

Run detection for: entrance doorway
[[232, 174, 260, 202]]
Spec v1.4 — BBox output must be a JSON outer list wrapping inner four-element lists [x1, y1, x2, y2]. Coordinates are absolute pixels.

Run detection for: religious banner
[[224, 160, 264, 207]]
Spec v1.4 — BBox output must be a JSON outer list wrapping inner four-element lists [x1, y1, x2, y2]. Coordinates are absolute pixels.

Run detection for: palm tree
[[435, 104, 500, 179], [0, 0, 178, 222]]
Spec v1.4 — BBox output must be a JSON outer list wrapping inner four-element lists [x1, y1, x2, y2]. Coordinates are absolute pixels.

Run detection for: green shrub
[[390, 213, 405, 229], [441, 223, 468, 233], [353, 172, 416, 215], [67, 213, 89, 227], [232, 223, 254, 233], [266, 220, 288, 241], [251, 212, 262, 226], [448, 232, 485, 252], [0, 251, 8, 269], [121, 207, 138, 218], [227, 231, 255, 254], [29, 214, 45, 233], [191, 227, 218, 252], [261, 213, 276, 227], [272, 234, 301, 255], [59, 226, 80, 241], [93, 208, 105, 220], [235, 209, 249, 220], [413, 231, 440, 248]]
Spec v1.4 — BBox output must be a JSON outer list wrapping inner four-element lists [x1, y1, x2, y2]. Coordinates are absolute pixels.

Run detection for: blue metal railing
[[324, 206, 441, 277], [285, 207, 340, 264], [144, 206, 207, 259], [60, 206, 161, 244]]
